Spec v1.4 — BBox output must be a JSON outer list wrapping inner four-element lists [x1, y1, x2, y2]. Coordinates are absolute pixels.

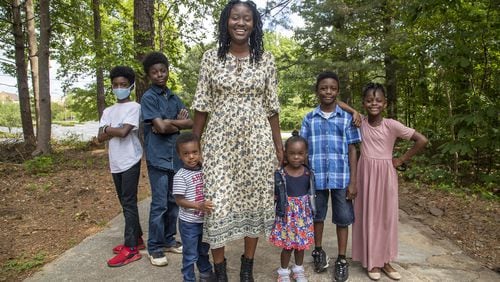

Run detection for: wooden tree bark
[[382, 1, 397, 119], [134, 0, 155, 102], [25, 0, 39, 137], [12, 0, 35, 145], [92, 0, 105, 119], [34, 0, 51, 155]]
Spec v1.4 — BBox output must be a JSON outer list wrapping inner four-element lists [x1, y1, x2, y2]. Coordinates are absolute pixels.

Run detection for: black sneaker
[[311, 249, 330, 273], [334, 258, 349, 282]]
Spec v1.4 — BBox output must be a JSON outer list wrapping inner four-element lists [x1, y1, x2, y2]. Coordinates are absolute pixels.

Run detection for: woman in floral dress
[[191, 1, 283, 281]]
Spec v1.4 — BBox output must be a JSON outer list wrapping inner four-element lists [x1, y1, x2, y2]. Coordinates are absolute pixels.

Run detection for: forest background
[[0, 0, 498, 279]]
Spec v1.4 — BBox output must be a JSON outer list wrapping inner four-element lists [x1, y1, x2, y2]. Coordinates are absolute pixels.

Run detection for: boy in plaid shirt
[[300, 71, 361, 282]]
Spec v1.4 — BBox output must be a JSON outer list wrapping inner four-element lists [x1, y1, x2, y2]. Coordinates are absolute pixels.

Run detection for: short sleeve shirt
[[300, 105, 361, 190], [173, 167, 206, 223], [141, 85, 186, 171], [99, 102, 143, 173]]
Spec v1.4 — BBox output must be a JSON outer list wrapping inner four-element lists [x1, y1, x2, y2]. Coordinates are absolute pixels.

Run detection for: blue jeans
[[179, 220, 212, 282], [112, 161, 142, 247], [147, 166, 179, 254]]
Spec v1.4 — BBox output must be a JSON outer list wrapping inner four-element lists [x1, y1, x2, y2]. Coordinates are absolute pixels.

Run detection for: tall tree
[[25, 0, 40, 135], [92, 0, 105, 118], [11, 0, 35, 145], [34, 0, 51, 155], [133, 0, 154, 102]]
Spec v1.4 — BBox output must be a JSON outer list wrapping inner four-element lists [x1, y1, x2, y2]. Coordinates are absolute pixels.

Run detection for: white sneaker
[[165, 241, 183, 254], [277, 267, 291, 282], [292, 264, 308, 282], [149, 252, 168, 266]]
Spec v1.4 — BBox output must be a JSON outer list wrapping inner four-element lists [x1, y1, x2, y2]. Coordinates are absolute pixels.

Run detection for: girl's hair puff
[[217, 0, 264, 64], [362, 82, 386, 99], [284, 130, 308, 151]]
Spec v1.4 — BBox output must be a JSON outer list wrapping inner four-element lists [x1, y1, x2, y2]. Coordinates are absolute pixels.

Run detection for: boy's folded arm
[[152, 118, 179, 134], [97, 126, 111, 142], [171, 118, 193, 130], [99, 123, 134, 140]]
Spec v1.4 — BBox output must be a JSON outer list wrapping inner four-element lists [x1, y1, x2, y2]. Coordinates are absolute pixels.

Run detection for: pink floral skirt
[[269, 195, 314, 250]]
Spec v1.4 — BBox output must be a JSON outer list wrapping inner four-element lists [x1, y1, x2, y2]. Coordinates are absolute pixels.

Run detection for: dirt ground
[[0, 145, 498, 281]]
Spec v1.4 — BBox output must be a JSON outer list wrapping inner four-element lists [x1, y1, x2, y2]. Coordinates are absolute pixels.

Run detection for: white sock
[[292, 264, 304, 273], [277, 267, 290, 276]]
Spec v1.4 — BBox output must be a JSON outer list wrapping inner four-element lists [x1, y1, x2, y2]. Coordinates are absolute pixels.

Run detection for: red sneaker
[[107, 246, 141, 267], [113, 237, 145, 254]]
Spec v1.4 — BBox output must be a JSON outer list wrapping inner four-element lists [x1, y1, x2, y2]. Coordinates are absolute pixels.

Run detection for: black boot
[[214, 259, 228, 282], [240, 255, 254, 282]]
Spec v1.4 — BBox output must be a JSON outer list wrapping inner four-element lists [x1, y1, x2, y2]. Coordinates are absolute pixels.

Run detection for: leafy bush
[[280, 106, 312, 131], [0, 103, 21, 132], [24, 156, 54, 175], [55, 132, 90, 150]]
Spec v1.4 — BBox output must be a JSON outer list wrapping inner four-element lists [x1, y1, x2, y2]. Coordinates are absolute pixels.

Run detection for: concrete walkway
[[26, 198, 498, 282]]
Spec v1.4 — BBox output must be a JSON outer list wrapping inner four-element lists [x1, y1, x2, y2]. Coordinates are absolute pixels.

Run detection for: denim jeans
[[112, 161, 143, 247], [314, 189, 354, 227], [147, 166, 179, 254], [179, 219, 212, 282]]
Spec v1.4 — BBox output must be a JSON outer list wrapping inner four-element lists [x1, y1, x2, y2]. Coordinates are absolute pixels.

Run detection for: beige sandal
[[382, 264, 401, 280], [368, 268, 381, 281]]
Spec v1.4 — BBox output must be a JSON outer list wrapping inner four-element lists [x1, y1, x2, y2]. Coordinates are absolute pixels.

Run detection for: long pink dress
[[352, 118, 415, 270]]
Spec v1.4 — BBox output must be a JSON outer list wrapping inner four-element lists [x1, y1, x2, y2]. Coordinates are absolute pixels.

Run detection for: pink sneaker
[[113, 237, 145, 254], [107, 246, 141, 267]]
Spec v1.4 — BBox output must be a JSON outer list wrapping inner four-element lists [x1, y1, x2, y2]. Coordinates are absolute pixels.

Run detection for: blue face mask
[[112, 84, 134, 100]]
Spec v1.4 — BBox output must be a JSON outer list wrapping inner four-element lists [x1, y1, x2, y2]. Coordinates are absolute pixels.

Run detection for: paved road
[[26, 198, 498, 282]]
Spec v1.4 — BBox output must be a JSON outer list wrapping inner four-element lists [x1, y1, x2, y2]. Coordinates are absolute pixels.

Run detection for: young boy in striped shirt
[[173, 132, 214, 282]]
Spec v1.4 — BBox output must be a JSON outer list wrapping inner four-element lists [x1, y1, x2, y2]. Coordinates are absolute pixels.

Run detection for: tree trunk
[[25, 0, 40, 137], [382, 1, 397, 119], [92, 0, 105, 119], [34, 0, 51, 155], [12, 0, 35, 145], [134, 0, 155, 102]]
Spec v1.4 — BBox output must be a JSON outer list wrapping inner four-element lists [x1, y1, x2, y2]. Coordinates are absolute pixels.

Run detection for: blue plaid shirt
[[300, 105, 361, 190]]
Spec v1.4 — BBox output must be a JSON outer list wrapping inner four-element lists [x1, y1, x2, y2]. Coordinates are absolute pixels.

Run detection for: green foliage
[[280, 103, 312, 131], [25, 182, 53, 192], [0, 103, 22, 132], [65, 84, 115, 122], [55, 132, 90, 151], [24, 155, 54, 175], [3, 252, 46, 273], [52, 102, 76, 122]]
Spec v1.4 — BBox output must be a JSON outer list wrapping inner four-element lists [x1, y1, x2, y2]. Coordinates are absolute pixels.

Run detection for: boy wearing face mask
[[98, 66, 144, 267]]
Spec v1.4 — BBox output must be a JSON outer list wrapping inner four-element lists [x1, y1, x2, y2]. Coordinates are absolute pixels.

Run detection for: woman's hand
[[275, 146, 284, 167]]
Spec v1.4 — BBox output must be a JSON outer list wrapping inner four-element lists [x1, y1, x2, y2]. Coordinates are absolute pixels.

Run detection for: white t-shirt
[[173, 168, 205, 223], [99, 101, 143, 173]]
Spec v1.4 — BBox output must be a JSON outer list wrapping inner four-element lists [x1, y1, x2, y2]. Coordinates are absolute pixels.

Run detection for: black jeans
[[112, 161, 143, 247]]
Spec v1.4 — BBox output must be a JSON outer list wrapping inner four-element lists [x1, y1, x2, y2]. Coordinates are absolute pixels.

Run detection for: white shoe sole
[[149, 255, 168, 266]]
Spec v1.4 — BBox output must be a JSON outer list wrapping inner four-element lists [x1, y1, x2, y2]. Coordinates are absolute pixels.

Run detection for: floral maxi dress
[[192, 49, 280, 248]]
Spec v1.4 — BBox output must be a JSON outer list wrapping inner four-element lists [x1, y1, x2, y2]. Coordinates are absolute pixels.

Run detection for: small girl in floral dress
[[269, 131, 315, 282]]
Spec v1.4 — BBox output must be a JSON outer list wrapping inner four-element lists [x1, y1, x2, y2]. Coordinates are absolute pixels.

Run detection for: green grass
[[2, 252, 46, 273]]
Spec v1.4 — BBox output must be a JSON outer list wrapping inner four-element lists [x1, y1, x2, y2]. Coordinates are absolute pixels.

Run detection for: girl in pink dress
[[352, 83, 428, 281]]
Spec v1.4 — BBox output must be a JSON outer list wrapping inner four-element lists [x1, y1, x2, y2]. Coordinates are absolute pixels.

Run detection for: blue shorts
[[314, 189, 354, 227]]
